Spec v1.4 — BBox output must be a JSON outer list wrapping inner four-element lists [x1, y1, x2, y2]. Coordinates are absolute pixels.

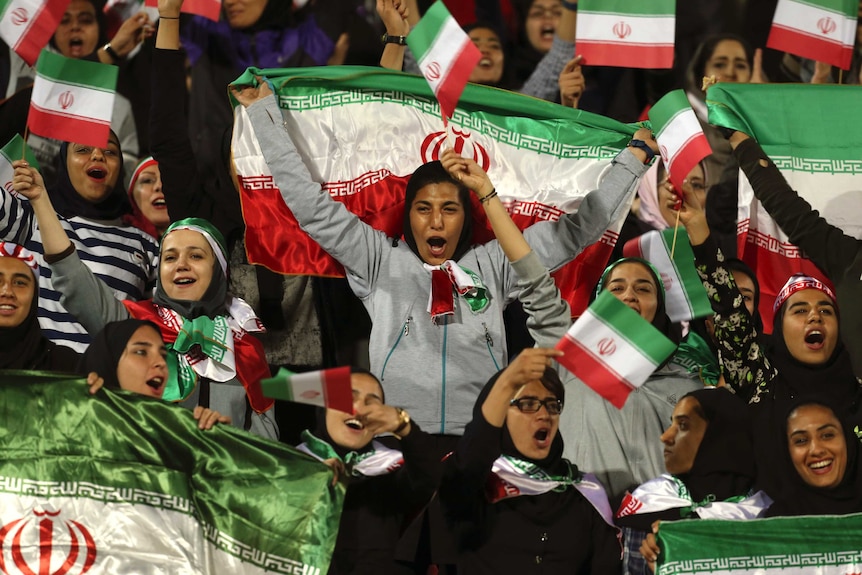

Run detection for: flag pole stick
[[21, 126, 29, 160], [839, 69, 844, 84], [670, 203, 681, 259]]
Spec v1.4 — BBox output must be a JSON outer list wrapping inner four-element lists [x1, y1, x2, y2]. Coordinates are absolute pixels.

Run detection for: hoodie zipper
[[483, 322, 500, 371], [381, 316, 411, 381]]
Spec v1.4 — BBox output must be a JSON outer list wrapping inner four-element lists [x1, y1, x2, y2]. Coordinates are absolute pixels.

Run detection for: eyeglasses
[[509, 397, 563, 415]]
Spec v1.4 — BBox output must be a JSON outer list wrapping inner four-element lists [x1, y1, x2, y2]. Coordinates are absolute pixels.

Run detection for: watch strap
[[381, 33, 408, 46]]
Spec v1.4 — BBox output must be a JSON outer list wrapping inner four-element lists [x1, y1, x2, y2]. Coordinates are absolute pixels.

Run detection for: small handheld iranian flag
[[623, 228, 713, 322], [0, 135, 39, 197], [0, 0, 71, 66], [556, 290, 677, 408], [262, 366, 354, 414], [649, 90, 712, 191], [766, 0, 857, 70], [144, 0, 221, 21], [575, 0, 675, 69], [28, 49, 117, 149], [407, 0, 481, 121]]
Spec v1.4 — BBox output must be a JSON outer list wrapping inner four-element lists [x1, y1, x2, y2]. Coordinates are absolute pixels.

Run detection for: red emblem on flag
[[613, 21, 632, 39], [11, 7, 29, 25], [426, 62, 442, 81], [420, 129, 490, 172], [58, 91, 75, 110], [597, 337, 616, 356], [0, 508, 97, 575], [300, 390, 321, 399], [817, 17, 836, 35]]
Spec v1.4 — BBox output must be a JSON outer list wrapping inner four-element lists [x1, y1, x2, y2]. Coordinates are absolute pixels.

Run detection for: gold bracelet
[[393, 407, 411, 439]]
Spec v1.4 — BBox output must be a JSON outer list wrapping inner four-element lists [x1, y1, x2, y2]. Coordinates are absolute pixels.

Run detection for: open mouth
[[174, 278, 196, 286], [541, 25, 555, 40], [533, 428, 550, 446], [152, 197, 166, 208], [0, 303, 18, 315], [86, 167, 106, 180], [69, 38, 84, 50], [804, 330, 825, 348], [146, 376, 164, 392], [809, 458, 833, 474], [478, 57, 493, 67], [344, 418, 364, 431], [427, 237, 446, 257]]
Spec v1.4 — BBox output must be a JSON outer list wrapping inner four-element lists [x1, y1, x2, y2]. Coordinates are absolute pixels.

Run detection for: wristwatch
[[628, 139, 656, 163], [102, 42, 120, 63], [381, 33, 408, 46], [393, 407, 411, 439]]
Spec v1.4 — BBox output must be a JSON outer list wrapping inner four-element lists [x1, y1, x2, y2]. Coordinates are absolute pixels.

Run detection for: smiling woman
[[6, 143, 158, 353]]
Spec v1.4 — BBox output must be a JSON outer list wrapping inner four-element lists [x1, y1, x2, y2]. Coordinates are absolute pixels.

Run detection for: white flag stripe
[[639, 237, 696, 319], [576, 13, 675, 45], [31, 75, 114, 122], [566, 307, 662, 378], [283, 103, 612, 213], [287, 371, 327, 408], [656, 109, 703, 163], [416, 16, 470, 95], [0, 0, 44, 48], [773, 0, 857, 45]]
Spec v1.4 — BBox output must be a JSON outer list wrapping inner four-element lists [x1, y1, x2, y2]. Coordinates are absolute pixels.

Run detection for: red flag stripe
[[13, 0, 71, 66], [322, 366, 354, 414], [434, 41, 481, 120], [556, 334, 636, 409], [767, 25, 854, 70], [574, 42, 674, 69], [665, 132, 712, 191], [27, 106, 111, 149]]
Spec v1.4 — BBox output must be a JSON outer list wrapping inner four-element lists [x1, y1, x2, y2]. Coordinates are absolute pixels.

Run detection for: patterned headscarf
[[773, 273, 836, 313]]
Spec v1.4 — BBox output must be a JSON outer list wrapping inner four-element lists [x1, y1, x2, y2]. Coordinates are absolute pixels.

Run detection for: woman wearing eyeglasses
[[438, 347, 622, 574]]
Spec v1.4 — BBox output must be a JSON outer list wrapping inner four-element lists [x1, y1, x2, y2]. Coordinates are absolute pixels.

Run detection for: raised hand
[[439, 148, 494, 199], [110, 11, 154, 58], [231, 79, 275, 108], [11, 160, 47, 202], [193, 405, 232, 430], [377, 0, 410, 36], [559, 56, 585, 109]]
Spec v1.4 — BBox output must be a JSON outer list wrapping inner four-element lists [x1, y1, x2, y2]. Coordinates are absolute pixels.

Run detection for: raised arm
[[519, 2, 577, 101], [440, 148, 571, 346], [11, 161, 130, 333], [377, 0, 411, 71], [673, 177, 776, 402], [232, 82, 388, 297]]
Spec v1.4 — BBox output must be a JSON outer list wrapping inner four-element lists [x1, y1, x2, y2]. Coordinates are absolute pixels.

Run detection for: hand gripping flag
[[230, 66, 639, 317], [555, 290, 677, 408], [707, 82, 862, 330], [0, 371, 343, 575], [0, 0, 71, 66], [575, 0, 676, 69], [28, 49, 118, 149], [623, 228, 713, 323], [262, 366, 355, 414], [145, 0, 221, 22], [406, 1, 482, 122], [0, 135, 39, 197], [649, 89, 712, 191], [766, 0, 857, 70]]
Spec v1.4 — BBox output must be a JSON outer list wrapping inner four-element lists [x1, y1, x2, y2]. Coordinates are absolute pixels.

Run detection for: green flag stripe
[[649, 90, 690, 136], [36, 50, 117, 91], [590, 291, 677, 361], [579, 0, 675, 15], [790, 0, 857, 16], [406, 0, 451, 60], [1, 135, 39, 168]]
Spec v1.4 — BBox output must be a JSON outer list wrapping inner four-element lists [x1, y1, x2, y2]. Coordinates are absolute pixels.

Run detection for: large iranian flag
[[707, 83, 862, 330], [0, 371, 342, 575], [575, 0, 676, 69], [0, 0, 70, 66], [657, 513, 862, 574], [766, 0, 857, 70], [406, 0, 481, 121], [230, 66, 638, 316], [555, 290, 677, 408], [28, 49, 117, 149]]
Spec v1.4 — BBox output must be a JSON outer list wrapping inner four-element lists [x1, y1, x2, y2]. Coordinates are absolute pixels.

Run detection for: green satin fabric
[[0, 370, 344, 571]]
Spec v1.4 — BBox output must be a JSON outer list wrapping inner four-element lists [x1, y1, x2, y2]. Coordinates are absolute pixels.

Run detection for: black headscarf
[[765, 398, 862, 517], [402, 161, 474, 264], [50, 138, 130, 220], [474, 365, 568, 473], [676, 387, 756, 502], [0, 254, 50, 369], [78, 319, 161, 389]]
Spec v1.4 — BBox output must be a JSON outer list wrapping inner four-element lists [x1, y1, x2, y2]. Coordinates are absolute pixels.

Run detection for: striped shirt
[[0, 191, 158, 352]]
